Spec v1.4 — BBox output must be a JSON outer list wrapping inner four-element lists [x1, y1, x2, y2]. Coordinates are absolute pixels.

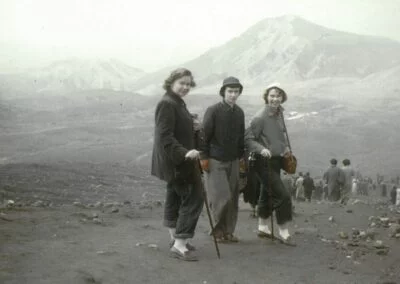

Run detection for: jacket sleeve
[[201, 106, 215, 159], [155, 101, 188, 165], [245, 115, 266, 154]]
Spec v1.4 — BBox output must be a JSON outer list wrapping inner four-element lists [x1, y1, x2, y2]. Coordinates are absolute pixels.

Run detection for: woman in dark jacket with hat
[[245, 83, 295, 246], [151, 68, 204, 261]]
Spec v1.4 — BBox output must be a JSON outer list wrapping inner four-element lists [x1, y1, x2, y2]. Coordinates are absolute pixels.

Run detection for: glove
[[200, 159, 209, 172], [260, 148, 272, 158], [185, 149, 200, 160]]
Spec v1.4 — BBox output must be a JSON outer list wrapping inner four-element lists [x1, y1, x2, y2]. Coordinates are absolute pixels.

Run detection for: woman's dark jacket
[[151, 92, 198, 183]]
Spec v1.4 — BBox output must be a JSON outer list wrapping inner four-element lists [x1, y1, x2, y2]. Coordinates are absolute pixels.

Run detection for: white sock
[[173, 238, 188, 253], [278, 225, 290, 240], [168, 228, 175, 241], [258, 218, 271, 234]]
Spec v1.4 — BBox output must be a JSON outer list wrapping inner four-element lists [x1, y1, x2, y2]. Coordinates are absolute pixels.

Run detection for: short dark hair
[[263, 87, 283, 104], [343, 159, 351, 166], [330, 159, 338, 165], [163, 68, 196, 92]]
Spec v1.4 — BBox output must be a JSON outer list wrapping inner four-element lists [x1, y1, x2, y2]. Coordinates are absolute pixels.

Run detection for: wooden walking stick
[[197, 159, 221, 259]]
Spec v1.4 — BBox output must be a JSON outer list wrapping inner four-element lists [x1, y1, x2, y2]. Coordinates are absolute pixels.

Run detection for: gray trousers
[[205, 158, 240, 236]]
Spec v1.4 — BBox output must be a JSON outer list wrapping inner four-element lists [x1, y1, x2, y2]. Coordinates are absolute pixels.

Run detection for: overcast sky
[[1, 0, 399, 72]]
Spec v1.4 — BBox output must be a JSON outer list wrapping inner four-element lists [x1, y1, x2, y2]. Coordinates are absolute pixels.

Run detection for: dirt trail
[[1, 198, 399, 284]]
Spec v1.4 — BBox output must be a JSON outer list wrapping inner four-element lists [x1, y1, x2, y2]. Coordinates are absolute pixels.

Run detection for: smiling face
[[224, 86, 241, 106], [266, 88, 283, 108], [170, 75, 193, 98]]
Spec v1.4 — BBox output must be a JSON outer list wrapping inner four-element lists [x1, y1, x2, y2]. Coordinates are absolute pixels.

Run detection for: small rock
[[352, 228, 360, 236], [370, 222, 377, 228], [343, 270, 351, 275], [73, 201, 85, 208], [389, 224, 400, 237], [374, 240, 386, 249], [329, 216, 335, 222], [359, 231, 367, 240], [395, 233, 400, 238], [376, 249, 389, 256], [32, 200, 45, 207], [338, 232, 349, 239], [366, 228, 377, 240], [346, 209, 353, 213], [123, 200, 131, 205], [148, 244, 158, 249], [111, 207, 119, 213], [6, 200, 15, 207], [92, 213, 99, 219], [93, 218, 102, 225], [328, 264, 336, 270], [94, 202, 103, 208], [136, 242, 145, 247]]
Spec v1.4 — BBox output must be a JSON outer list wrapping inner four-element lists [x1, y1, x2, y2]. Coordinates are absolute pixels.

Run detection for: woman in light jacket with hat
[[245, 83, 295, 246]]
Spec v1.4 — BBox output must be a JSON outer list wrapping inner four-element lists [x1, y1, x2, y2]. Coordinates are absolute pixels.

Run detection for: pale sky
[[1, 0, 400, 72]]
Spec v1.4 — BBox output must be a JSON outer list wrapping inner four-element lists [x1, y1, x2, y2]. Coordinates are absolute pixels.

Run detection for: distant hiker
[[295, 172, 305, 201], [314, 180, 323, 200], [151, 68, 203, 261], [303, 172, 315, 202], [200, 77, 245, 243], [323, 159, 345, 202], [245, 83, 295, 246], [340, 159, 355, 205], [351, 178, 358, 196], [390, 185, 397, 205], [381, 183, 387, 197]]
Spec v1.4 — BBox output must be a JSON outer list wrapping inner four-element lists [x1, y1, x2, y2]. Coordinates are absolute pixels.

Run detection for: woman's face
[[171, 76, 193, 97], [267, 88, 283, 108]]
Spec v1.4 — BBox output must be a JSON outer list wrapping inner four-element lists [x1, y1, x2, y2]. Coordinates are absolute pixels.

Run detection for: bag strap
[[279, 111, 292, 152]]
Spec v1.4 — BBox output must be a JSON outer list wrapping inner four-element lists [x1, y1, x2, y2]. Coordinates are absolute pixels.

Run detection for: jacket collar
[[166, 91, 186, 106], [265, 104, 284, 116]]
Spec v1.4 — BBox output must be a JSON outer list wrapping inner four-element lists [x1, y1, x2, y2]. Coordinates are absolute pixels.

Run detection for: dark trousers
[[304, 188, 313, 201], [163, 172, 204, 239], [254, 156, 293, 225]]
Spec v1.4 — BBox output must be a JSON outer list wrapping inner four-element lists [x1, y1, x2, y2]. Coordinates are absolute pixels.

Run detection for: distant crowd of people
[[281, 158, 399, 206]]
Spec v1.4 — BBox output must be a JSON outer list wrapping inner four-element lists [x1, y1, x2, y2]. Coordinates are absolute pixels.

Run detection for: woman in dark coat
[[151, 68, 204, 261]]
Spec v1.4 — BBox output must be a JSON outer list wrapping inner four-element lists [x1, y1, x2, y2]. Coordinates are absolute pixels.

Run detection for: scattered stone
[[389, 224, 400, 237], [148, 244, 159, 249], [374, 240, 386, 249], [359, 231, 367, 240], [343, 270, 351, 275], [338, 232, 349, 239], [93, 218, 102, 225], [92, 213, 99, 219], [32, 200, 45, 207], [136, 242, 145, 247], [6, 200, 15, 207], [73, 202, 85, 208], [395, 233, 400, 238], [94, 202, 103, 208], [111, 207, 119, 213], [370, 222, 377, 228], [329, 216, 335, 222], [366, 228, 377, 240], [123, 200, 131, 205], [104, 202, 121, 208], [328, 264, 336, 270], [376, 249, 389, 256], [352, 228, 360, 236], [96, 250, 118, 256], [346, 209, 353, 213]]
